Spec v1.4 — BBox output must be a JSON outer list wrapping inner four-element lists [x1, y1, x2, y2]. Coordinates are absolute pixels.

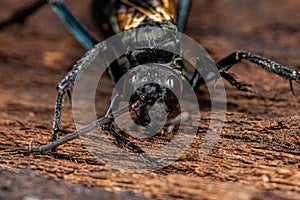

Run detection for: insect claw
[[28, 139, 34, 152], [29, 139, 41, 152]]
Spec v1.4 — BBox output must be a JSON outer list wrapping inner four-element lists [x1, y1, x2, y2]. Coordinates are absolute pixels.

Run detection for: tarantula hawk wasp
[[1, 0, 299, 155]]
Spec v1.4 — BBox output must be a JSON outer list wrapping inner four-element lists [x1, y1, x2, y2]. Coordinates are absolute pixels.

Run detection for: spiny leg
[[102, 124, 160, 167], [51, 43, 108, 144], [193, 54, 257, 93], [217, 67, 258, 93], [52, 69, 81, 143], [217, 51, 300, 94], [102, 126, 145, 153], [0, 0, 47, 30]]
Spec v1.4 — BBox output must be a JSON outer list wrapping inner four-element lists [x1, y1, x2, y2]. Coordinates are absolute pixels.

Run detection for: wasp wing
[[115, 0, 177, 32]]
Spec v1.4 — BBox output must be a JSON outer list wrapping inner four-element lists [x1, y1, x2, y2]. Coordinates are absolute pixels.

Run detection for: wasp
[[1, 0, 299, 154]]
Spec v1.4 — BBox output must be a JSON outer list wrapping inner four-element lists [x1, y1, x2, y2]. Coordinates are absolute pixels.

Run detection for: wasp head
[[120, 64, 183, 127]]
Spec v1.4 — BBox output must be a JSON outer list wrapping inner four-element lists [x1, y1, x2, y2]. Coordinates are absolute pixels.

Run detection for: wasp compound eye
[[165, 75, 182, 96]]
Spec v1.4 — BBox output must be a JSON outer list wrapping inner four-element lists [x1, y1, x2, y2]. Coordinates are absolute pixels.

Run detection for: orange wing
[[117, 0, 177, 31]]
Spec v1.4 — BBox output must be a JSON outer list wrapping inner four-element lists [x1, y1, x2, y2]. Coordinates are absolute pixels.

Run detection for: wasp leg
[[192, 54, 256, 93], [102, 125, 145, 153], [52, 43, 108, 143], [0, 0, 98, 49], [0, 0, 47, 30], [217, 51, 300, 94], [218, 67, 258, 93], [102, 119, 161, 166], [177, 0, 191, 33], [101, 95, 145, 153], [103, 124, 161, 167], [48, 0, 98, 50]]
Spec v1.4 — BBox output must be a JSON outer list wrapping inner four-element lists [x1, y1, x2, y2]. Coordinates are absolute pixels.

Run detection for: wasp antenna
[[29, 106, 131, 152]]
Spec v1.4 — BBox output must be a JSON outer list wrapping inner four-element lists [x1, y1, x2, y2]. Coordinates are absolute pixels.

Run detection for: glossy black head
[[120, 64, 183, 127]]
